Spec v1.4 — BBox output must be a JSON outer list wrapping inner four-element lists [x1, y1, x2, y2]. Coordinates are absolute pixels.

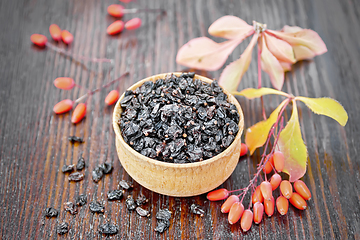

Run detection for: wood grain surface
[[0, 0, 359, 239]]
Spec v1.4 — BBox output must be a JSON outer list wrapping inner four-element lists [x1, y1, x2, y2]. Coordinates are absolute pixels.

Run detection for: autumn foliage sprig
[[176, 16, 327, 91]]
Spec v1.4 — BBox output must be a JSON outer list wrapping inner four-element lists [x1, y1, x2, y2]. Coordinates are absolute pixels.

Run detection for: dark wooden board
[[0, 0, 360, 239]]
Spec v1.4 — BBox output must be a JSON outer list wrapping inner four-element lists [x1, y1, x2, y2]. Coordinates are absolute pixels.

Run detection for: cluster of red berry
[[207, 145, 311, 232]]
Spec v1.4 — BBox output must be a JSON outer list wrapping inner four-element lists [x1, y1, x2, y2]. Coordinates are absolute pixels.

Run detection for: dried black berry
[[136, 207, 150, 217], [75, 194, 87, 206], [68, 136, 84, 143], [76, 156, 85, 170], [190, 204, 205, 217], [136, 195, 148, 206], [125, 196, 137, 210], [92, 167, 104, 183], [68, 172, 84, 182], [99, 223, 118, 235], [44, 207, 58, 218], [61, 164, 74, 173], [89, 201, 105, 213], [119, 73, 240, 164], [155, 220, 170, 233], [156, 209, 172, 221], [64, 202, 77, 215], [57, 222, 69, 235], [107, 190, 124, 201], [119, 180, 133, 190], [99, 162, 113, 174]]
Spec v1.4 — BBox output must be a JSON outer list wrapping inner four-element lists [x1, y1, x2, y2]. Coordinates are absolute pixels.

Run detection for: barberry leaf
[[260, 35, 285, 90], [245, 100, 288, 155], [278, 101, 307, 182], [208, 15, 254, 40], [264, 33, 296, 63], [234, 87, 290, 99], [279, 61, 292, 72], [296, 97, 348, 126], [266, 28, 327, 56], [176, 37, 243, 71], [218, 33, 258, 92]]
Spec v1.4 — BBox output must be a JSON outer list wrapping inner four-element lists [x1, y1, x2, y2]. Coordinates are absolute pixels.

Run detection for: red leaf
[[266, 28, 327, 56], [264, 33, 295, 63], [208, 15, 254, 40], [176, 37, 243, 71], [260, 35, 285, 90], [218, 33, 258, 92]]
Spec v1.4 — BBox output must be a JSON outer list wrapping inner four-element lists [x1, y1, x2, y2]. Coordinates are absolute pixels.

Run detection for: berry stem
[[74, 72, 129, 103], [46, 42, 114, 64], [257, 37, 267, 120]]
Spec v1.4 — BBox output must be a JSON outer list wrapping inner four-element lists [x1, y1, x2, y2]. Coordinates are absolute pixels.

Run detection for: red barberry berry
[[61, 30, 73, 44], [264, 196, 275, 217], [54, 77, 75, 90], [280, 180, 293, 199], [264, 160, 273, 174], [251, 185, 264, 204], [289, 192, 307, 210], [270, 173, 282, 190], [273, 151, 284, 172], [294, 180, 311, 200], [105, 90, 120, 105], [71, 103, 86, 124], [221, 195, 239, 213], [240, 209, 253, 232], [260, 181, 272, 201], [125, 18, 142, 30], [228, 202, 244, 224], [53, 99, 73, 114], [107, 4, 125, 17], [49, 24, 62, 41], [107, 20, 125, 35], [253, 202, 264, 224], [207, 188, 229, 201], [240, 143, 248, 156], [31, 34, 47, 47], [276, 196, 289, 215]]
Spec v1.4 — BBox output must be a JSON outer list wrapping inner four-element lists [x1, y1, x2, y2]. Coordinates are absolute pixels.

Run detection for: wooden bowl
[[113, 73, 244, 197]]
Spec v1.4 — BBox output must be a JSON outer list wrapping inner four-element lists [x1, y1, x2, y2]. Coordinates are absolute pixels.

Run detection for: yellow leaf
[[233, 87, 290, 99], [296, 97, 348, 126], [278, 101, 307, 182], [245, 100, 288, 155]]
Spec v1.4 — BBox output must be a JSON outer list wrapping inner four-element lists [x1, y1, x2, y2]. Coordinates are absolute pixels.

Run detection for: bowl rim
[[112, 72, 244, 169]]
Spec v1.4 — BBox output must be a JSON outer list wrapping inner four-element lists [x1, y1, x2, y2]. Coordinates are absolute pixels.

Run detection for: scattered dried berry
[[99, 223, 118, 235], [68, 136, 84, 144], [119, 73, 240, 163], [64, 202, 77, 215], [155, 220, 170, 233], [89, 201, 105, 213], [68, 172, 84, 182], [76, 156, 85, 170], [56, 222, 69, 235], [75, 194, 87, 206], [92, 167, 104, 183], [125, 196, 137, 210], [136, 207, 150, 217], [119, 180, 133, 190], [190, 204, 205, 217], [44, 207, 58, 218], [156, 209, 172, 221], [155, 209, 172, 233], [61, 164, 74, 173], [136, 195, 148, 206], [99, 162, 113, 174], [107, 190, 124, 201]]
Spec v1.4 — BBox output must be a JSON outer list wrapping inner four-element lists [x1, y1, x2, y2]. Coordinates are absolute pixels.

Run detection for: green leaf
[[278, 101, 307, 182], [296, 97, 348, 126], [245, 100, 288, 155], [233, 87, 290, 99]]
